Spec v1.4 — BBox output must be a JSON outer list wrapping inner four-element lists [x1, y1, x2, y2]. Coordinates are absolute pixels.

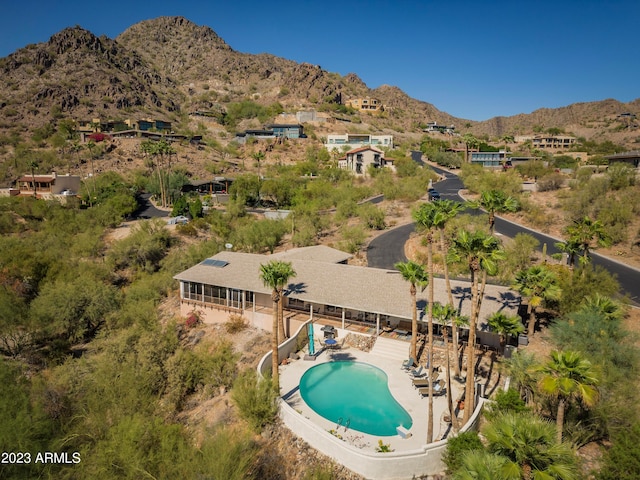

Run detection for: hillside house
[[173, 245, 520, 349], [345, 97, 384, 112], [325, 133, 393, 152], [338, 146, 393, 176], [15, 172, 81, 196], [606, 150, 640, 168], [470, 151, 508, 168]]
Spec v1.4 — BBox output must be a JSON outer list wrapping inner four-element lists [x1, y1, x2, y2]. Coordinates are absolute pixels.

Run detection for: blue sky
[[1, 0, 638, 121]]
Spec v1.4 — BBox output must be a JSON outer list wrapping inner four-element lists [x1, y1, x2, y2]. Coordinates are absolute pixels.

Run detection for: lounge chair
[[402, 357, 417, 370], [418, 383, 447, 397], [408, 366, 427, 378], [412, 378, 431, 388]]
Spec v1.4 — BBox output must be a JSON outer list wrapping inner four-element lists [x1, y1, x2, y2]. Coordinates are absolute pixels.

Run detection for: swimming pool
[[299, 361, 413, 436]]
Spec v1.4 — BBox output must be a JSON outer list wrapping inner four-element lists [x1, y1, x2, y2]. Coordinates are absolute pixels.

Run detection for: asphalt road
[[132, 193, 169, 219], [367, 165, 640, 304]]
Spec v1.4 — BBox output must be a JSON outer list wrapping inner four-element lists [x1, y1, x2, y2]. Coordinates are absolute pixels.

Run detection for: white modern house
[[325, 133, 393, 152]]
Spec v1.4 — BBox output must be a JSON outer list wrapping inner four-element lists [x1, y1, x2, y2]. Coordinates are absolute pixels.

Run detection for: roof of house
[[345, 146, 384, 155], [271, 245, 352, 264], [18, 175, 56, 183], [174, 247, 520, 323]]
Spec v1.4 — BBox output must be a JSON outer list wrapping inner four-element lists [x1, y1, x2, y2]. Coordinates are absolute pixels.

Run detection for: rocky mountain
[[0, 15, 638, 147]]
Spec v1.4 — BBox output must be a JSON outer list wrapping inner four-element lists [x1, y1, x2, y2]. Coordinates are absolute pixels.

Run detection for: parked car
[[60, 189, 76, 196], [428, 190, 441, 201], [167, 215, 189, 225]]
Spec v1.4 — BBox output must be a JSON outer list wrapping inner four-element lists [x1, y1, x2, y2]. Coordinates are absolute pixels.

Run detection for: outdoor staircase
[[370, 335, 411, 362]]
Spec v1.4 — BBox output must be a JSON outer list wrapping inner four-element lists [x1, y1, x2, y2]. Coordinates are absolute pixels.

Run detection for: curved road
[[367, 165, 640, 304]]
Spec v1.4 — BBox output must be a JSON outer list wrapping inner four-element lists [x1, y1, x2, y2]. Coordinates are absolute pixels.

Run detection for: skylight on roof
[[201, 259, 229, 268]]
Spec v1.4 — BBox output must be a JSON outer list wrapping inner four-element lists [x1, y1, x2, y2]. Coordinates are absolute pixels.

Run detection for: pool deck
[[279, 346, 465, 453]]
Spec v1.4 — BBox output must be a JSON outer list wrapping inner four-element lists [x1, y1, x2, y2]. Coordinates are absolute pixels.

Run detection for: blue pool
[[299, 361, 413, 436]]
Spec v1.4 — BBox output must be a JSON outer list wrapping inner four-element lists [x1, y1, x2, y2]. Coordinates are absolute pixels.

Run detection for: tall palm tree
[[513, 265, 561, 337], [538, 350, 599, 443], [432, 199, 464, 376], [29, 160, 39, 198], [461, 133, 480, 164], [448, 229, 505, 423], [473, 189, 519, 233], [483, 411, 579, 480], [486, 312, 524, 353], [413, 202, 440, 441], [395, 260, 428, 362], [259, 260, 297, 393], [566, 216, 611, 266], [432, 301, 460, 431]]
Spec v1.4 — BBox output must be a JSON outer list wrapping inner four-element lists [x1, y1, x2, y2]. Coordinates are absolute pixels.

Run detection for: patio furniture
[[324, 338, 338, 349], [408, 366, 427, 378], [412, 378, 431, 388], [402, 357, 417, 370]]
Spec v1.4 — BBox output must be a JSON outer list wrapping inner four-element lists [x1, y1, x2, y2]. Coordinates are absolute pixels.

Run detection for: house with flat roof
[[15, 172, 81, 197], [470, 151, 508, 168], [345, 97, 384, 112], [338, 146, 393, 176], [173, 246, 521, 349], [325, 133, 393, 152], [606, 150, 640, 168], [531, 135, 576, 150]]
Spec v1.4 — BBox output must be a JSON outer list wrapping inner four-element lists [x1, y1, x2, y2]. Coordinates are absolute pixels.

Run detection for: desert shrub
[[197, 427, 258, 480], [537, 172, 565, 191], [357, 202, 385, 230], [515, 160, 551, 179], [176, 222, 198, 237], [339, 225, 366, 253], [606, 163, 636, 190], [484, 388, 529, 420], [231, 370, 277, 431], [597, 422, 640, 480], [225, 314, 248, 333], [442, 431, 484, 473]]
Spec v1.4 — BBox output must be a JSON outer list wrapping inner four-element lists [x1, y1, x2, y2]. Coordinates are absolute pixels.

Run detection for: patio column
[[376, 313, 380, 336], [341, 308, 345, 330], [310, 304, 313, 321]]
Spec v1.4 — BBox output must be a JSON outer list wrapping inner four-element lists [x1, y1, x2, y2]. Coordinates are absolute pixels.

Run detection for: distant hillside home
[[325, 133, 393, 152], [235, 124, 304, 144], [606, 150, 640, 168], [15, 172, 81, 197], [531, 135, 576, 150], [424, 122, 455, 134], [338, 147, 393, 176], [264, 124, 305, 139], [345, 97, 384, 112], [470, 151, 508, 168]]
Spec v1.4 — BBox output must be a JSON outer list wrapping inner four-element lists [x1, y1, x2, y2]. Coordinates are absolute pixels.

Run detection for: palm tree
[[461, 133, 480, 164], [433, 301, 460, 431], [431, 199, 464, 376], [538, 350, 599, 443], [395, 260, 428, 362], [503, 350, 538, 406], [553, 238, 582, 269], [483, 411, 579, 480], [447, 229, 505, 423], [29, 160, 39, 198], [578, 294, 626, 323], [513, 265, 561, 337], [259, 260, 297, 393], [566, 216, 611, 266], [453, 450, 519, 480], [413, 202, 440, 442], [473, 189, 519, 233], [486, 312, 524, 353]]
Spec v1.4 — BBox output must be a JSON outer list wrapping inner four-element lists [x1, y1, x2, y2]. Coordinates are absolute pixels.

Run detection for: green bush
[[231, 370, 277, 431], [443, 431, 484, 473]]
